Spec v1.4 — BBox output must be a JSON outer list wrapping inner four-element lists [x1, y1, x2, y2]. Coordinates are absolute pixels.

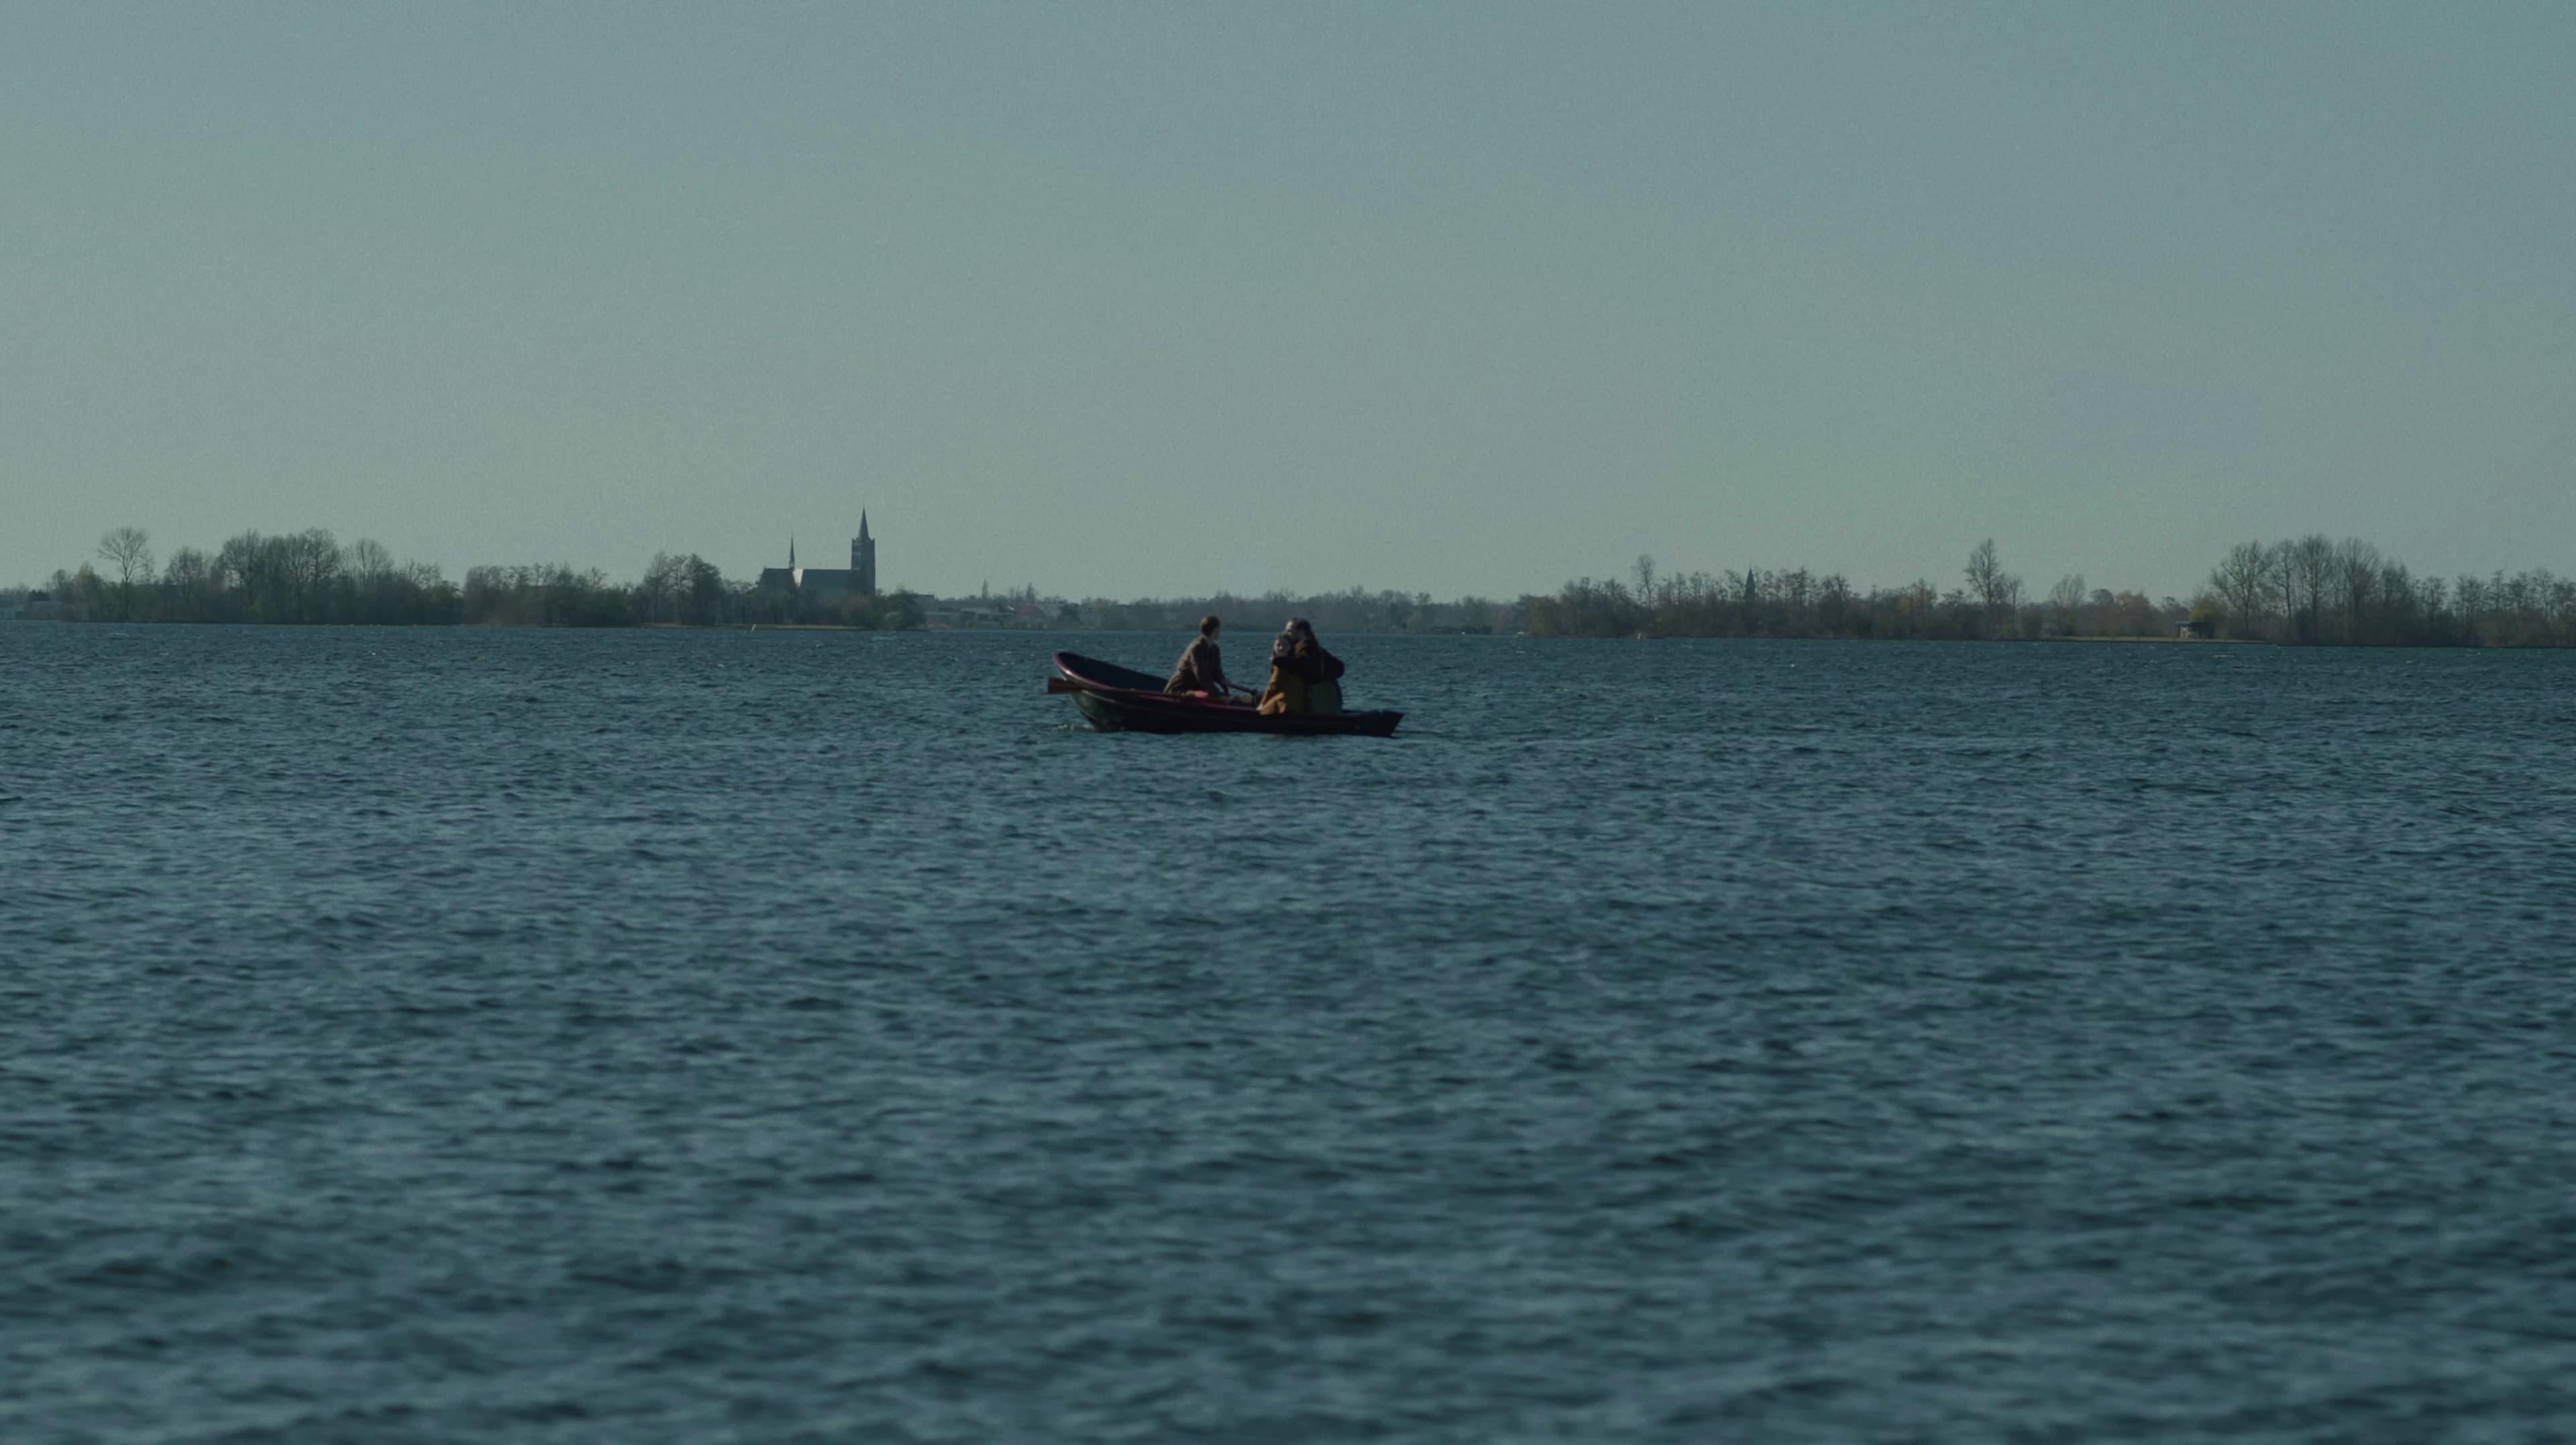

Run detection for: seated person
[[1257, 618, 1346, 716], [1164, 614, 1238, 697]]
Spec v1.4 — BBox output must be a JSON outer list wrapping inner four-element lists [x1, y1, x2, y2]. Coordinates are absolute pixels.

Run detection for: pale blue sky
[[5, 3, 2570, 598]]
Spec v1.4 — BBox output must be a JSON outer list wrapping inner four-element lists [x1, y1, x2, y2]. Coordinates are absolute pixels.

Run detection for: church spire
[[789, 535, 796, 569], [859, 510, 869, 543]]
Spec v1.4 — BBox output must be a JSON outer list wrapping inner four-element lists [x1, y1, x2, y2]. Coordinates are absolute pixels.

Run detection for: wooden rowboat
[[1048, 652, 1403, 737]]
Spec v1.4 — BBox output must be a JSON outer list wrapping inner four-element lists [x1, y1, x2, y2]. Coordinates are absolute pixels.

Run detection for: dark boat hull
[[1052, 653, 1402, 737]]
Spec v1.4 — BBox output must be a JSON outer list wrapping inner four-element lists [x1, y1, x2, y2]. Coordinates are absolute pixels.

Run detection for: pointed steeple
[[789, 535, 796, 569], [859, 511, 870, 543]]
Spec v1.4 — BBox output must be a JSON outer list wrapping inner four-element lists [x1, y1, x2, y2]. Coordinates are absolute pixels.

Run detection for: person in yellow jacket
[[1256, 619, 1345, 716]]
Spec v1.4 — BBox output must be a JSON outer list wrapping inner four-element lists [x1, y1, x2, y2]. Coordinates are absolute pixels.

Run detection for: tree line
[[1525, 543, 2184, 641], [1071, 587, 1523, 636], [27, 527, 2573, 646], [33, 527, 922, 629], [2200, 535, 2573, 647], [1523, 538, 2576, 645]]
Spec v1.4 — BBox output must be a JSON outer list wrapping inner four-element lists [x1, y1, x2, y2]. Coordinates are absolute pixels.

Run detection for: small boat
[[1049, 652, 1403, 737]]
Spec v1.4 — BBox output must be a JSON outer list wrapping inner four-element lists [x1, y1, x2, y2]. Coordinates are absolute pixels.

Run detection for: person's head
[[1285, 617, 1315, 640], [1199, 614, 1221, 639]]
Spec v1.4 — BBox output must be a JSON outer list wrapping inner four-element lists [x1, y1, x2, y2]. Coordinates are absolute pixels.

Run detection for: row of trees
[[1527, 544, 2186, 641], [59, 527, 465, 625], [1073, 587, 1523, 636], [36, 528, 922, 629], [31, 527, 2574, 646], [1526, 537, 2576, 647], [2202, 536, 2575, 647]]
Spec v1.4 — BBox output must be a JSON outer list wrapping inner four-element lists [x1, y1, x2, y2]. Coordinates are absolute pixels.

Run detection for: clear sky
[[6, 3, 2571, 600]]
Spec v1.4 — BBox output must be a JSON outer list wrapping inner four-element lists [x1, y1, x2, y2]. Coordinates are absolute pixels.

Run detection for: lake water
[[5, 625, 2573, 1442]]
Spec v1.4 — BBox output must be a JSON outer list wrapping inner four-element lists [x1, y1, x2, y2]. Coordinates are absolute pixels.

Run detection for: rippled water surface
[[6, 625, 2575, 1442]]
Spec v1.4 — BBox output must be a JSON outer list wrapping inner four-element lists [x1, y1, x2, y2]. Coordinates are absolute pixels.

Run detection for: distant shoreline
[[17, 527, 2574, 648], [10, 619, 2525, 651], [2036, 635, 2266, 646]]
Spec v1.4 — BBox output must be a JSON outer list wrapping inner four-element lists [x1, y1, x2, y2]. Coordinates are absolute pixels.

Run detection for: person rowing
[[1164, 614, 1249, 699]]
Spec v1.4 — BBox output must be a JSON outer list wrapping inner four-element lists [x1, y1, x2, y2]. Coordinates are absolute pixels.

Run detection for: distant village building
[[759, 513, 877, 598]]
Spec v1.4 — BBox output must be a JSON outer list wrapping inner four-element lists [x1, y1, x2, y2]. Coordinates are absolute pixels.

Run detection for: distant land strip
[[10, 528, 2574, 647]]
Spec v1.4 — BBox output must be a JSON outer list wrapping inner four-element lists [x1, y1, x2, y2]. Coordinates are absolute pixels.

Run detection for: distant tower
[[852, 512, 877, 597]]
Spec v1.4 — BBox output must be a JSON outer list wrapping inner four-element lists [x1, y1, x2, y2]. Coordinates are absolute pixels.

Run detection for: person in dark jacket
[[1165, 615, 1240, 696], [1258, 617, 1346, 715]]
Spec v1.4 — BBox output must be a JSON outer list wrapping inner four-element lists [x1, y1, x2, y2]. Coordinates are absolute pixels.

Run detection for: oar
[[1048, 675, 1253, 702]]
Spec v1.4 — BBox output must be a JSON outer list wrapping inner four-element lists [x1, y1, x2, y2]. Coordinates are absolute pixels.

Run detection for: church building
[[759, 513, 877, 597]]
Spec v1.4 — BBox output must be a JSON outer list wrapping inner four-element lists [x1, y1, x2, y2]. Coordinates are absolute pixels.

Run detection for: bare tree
[[2047, 574, 2086, 635], [2455, 574, 2489, 643], [2374, 560, 2417, 641], [2263, 540, 2298, 635], [350, 538, 395, 584], [97, 527, 154, 619], [160, 547, 213, 620], [1965, 539, 1998, 601], [1964, 539, 2021, 631], [99, 527, 154, 582], [2334, 539, 2381, 644], [636, 552, 690, 625], [2208, 541, 2271, 639], [2417, 574, 2450, 638], [290, 529, 346, 619], [684, 555, 726, 627], [2286, 535, 2336, 642], [163, 547, 209, 589]]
